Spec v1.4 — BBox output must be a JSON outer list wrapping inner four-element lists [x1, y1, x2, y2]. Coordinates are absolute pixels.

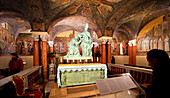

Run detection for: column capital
[[92, 42, 98, 47], [102, 39, 107, 44], [32, 35, 39, 41], [40, 34, 49, 41], [129, 39, 136, 46], [107, 39, 112, 44], [98, 36, 112, 44], [48, 41, 53, 47]]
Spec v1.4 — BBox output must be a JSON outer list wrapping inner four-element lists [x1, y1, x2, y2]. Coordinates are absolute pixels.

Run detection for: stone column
[[32, 35, 39, 66], [128, 44, 132, 65], [133, 44, 136, 65], [128, 40, 136, 65], [93, 46, 97, 63], [102, 39, 107, 64], [93, 42, 98, 63], [48, 41, 54, 64], [41, 34, 49, 81], [98, 36, 112, 64], [99, 42, 102, 63], [107, 40, 112, 63]]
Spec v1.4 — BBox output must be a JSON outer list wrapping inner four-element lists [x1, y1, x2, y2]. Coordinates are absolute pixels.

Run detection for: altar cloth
[[57, 63, 107, 87]]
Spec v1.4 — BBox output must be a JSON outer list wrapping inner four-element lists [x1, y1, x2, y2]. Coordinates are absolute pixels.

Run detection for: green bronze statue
[[64, 23, 93, 59]]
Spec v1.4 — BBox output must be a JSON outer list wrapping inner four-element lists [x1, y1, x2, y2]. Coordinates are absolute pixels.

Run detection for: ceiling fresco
[[0, 0, 169, 40], [42, 0, 120, 37]]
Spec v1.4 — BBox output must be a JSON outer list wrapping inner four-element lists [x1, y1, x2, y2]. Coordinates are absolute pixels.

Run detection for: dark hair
[[11, 53, 19, 59], [147, 49, 169, 62], [147, 49, 170, 72]]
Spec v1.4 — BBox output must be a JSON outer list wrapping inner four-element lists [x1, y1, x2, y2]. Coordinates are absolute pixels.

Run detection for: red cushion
[[14, 78, 24, 95], [23, 90, 41, 98]]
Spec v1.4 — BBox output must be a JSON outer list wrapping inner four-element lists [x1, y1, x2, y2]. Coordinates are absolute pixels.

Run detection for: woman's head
[[147, 49, 169, 69], [11, 53, 19, 60]]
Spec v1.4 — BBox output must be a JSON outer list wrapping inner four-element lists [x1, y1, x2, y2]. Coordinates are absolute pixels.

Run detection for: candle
[[80, 58, 81, 62], [61, 57, 62, 62], [97, 57, 99, 62], [86, 58, 87, 62], [67, 59, 68, 62], [73, 58, 74, 62], [91, 57, 93, 62]]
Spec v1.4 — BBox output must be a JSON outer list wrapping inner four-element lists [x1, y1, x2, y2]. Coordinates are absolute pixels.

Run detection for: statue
[[64, 23, 93, 59], [78, 23, 93, 57], [64, 35, 81, 58]]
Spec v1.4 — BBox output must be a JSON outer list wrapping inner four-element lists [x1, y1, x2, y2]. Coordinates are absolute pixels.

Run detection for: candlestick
[[86, 58, 87, 62], [61, 57, 62, 62]]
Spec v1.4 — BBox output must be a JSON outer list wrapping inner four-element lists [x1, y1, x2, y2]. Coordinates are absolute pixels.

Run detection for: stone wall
[[114, 55, 149, 67], [0, 56, 33, 70]]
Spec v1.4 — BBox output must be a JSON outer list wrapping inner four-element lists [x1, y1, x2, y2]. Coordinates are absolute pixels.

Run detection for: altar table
[[57, 63, 107, 87]]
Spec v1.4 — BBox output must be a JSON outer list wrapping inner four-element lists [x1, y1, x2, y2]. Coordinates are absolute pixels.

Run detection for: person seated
[[9, 53, 23, 75]]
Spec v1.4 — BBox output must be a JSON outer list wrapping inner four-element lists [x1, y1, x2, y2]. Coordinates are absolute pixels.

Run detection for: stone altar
[[57, 63, 107, 87]]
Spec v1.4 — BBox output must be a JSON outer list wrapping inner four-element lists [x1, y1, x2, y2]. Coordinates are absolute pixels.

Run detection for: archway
[[0, 11, 31, 55]]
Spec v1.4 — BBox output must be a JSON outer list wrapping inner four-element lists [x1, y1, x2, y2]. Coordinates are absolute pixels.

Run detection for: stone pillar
[[48, 41, 53, 53], [102, 39, 107, 64], [128, 45, 132, 65], [32, 35, 39, 66], [133, 45, 136, 65], [41, 34, 49, 81], [93, 46, 97, 63], [48, 41, 54, 64], [128, 40, 136, 65], [98, 36, 112, 64], [93, 42, 98, 63], [107, 40, 112, 63], [99, 43, 102, 63]]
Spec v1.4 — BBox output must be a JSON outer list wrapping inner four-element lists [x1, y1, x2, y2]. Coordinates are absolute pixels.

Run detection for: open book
[[95, 76, 137, 95]]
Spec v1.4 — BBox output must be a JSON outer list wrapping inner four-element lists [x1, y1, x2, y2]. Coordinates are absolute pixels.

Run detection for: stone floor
[[48, 82, 140, 98]]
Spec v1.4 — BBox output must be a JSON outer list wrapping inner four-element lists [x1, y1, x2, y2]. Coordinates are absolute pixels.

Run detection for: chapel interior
[[0, 0, 169, 98]]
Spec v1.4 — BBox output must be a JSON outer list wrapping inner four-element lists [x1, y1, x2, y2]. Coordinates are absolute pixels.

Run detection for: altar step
[[49, 82, 100, 98], [67, 84, 98, 94], [45, 81, 54, 98]]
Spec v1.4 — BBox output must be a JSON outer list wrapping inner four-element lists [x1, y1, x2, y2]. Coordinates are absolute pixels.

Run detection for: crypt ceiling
[[0, 0, 169, 41]]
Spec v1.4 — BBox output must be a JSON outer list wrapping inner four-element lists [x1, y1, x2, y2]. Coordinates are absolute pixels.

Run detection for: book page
[[96, 76, 137, 95], [106, 78, 120, 93], [115, 76, 129, 90], [123, 76, 137, 89], [95, 79, 111, 95]]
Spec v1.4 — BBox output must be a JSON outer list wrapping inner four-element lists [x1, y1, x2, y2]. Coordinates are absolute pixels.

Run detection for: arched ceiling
[[0, 11, 31, 40], [42, 0, 119, 34], [0, 0, 169, 39], [110, 0, 169, 40], [48, 15, 99, 40]]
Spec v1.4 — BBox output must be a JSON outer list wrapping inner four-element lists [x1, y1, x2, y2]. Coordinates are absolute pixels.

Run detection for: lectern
[[94, 73, 146, 98]]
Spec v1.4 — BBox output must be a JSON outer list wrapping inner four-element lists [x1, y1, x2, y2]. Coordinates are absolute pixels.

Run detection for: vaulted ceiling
[[0, 0, 169, 41]]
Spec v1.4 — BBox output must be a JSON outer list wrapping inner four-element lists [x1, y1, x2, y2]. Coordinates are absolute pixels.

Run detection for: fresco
[[16, 33, 33, 55], [111, 38, 129, 55], [42, 0, 120, 36], [0, 23, 15, 55], [29, 0, 45, 31], [137, 21, 170, 52]]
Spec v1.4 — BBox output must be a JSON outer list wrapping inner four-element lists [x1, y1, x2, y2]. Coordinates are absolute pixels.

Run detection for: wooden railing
[[0, 66, 41, 97], [108, 64, 153, 85], [0, 66, 41, 87]]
